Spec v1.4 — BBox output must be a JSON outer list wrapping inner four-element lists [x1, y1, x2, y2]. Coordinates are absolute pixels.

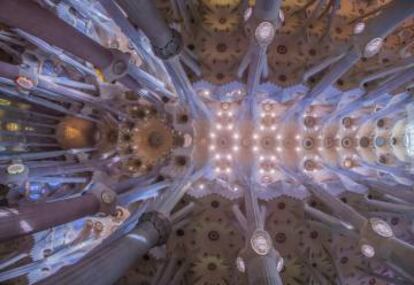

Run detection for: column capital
[[139, 211, 172, 245], [152, 29, 182, 60]]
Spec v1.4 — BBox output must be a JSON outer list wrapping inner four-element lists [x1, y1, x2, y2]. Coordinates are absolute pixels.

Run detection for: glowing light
[[364, 38, 383, 58], [277, 257, 284, 272], [278, 10, 285, 24], [361, 244, 375, 258], [199, 89, 211, 97], [354, 22, 365, 34], [244, 7, 252, 22], [64, 126, 82, 140], [0, 99, 11, 106], [221, 102, 230, 110], [5, 122, 21, 132], [343, 158, 353, 168], [236, 256, 245, 273], [406, 123, 414, 156]]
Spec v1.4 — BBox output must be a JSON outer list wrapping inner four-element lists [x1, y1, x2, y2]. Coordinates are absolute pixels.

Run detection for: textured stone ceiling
[[0, 0, 413, 285]]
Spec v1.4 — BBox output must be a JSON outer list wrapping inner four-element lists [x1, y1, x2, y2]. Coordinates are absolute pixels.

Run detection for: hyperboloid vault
[[0, 0, 414, 284]]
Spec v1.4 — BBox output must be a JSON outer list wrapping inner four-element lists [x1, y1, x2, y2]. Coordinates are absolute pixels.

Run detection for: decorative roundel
[[7, 163, 25, 175], [250, 230, 272, 255], [370, 218, 394, 238]]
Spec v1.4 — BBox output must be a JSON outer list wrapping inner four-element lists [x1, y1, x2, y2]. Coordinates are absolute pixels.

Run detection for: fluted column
[[238, 180, 284, 285], [252, 0, 282, 22], [0, 0, 111, 67], [115, 0, 181, 60], [0, 105, 61, 122], [353, 0, 414, 48], [302, 0, 414, 111], [114, 0, 212, 119], [246, 254, 283, 285], [307, 181, 414, 280], [0, 194, 99, 242], [0, 85, 99, 122], [242, 0, 281, 98], [0, 0, 139, 90], [0, 61, 19, 80], [36, 212, 171, 285], [0, 148, 95, 162]]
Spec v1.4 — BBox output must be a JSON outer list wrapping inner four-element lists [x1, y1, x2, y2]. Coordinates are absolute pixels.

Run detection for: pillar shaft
[[116, 0, 174, 53], [354, 0, 414, 47], [36, 212, 170, 285], [0, 61, 19, 80], [253, 0, 282, 22], [0, 148, 95, 162], [246, 255, 283, 285], [388, 238, 414, 278], [0, 0, 139, 90], [0, 105, 61, 122], [28, 159, 107, 177], [306, 183, 366, 230], [246, 45, 266, 98], [305, 0, 414, 110], [0, 194, 99, 242], [0, 0, 112, 68]]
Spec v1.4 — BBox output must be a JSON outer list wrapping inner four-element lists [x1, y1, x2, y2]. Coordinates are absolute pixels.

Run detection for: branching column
[[36, 212, 171, 285]]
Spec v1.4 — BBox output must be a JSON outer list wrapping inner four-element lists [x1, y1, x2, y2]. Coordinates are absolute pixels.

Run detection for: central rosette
[[117, 103, 179, 176]]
